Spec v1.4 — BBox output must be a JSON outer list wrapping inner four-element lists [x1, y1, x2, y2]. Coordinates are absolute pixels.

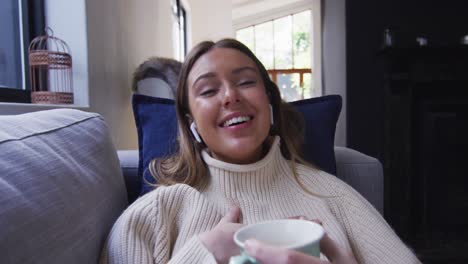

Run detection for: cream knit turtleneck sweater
[[100, 137, 420, 264]]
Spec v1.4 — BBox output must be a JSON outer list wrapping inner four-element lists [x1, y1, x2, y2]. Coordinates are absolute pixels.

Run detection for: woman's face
[[187, 47, 271, 164]]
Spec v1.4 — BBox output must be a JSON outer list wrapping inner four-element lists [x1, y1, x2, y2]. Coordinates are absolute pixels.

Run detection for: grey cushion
[[117, 150, 140, 203], [335, 146, 384, 214], [0, 109, 128, 264], [117, 148, 385, 214]]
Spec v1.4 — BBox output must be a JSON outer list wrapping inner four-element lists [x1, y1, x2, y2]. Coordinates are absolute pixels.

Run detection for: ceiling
[[232, 0, 307, 24], [232, 0, 265, 8]]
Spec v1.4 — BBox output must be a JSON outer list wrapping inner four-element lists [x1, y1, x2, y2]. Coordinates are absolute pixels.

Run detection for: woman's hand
[[244, 218, 358, 264], [199, 207, 244, 264]]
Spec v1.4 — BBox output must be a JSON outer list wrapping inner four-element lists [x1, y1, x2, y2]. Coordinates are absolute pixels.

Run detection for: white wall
[[323, 0, 347, 146], [4, 0, 337, 149], [85, 0, 235, 149], [0, 2, 90, 113], [1, 0, 234, 149], [82, 0, 234, 148], [85, 0, 174, 149], [46, 0, 89, 106], [187, 0, 233, 46]]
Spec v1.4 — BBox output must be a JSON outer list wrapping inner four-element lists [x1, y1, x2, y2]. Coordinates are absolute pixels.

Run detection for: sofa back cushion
[[133, 94, 341, 196], [133, 95, 178, 195], [0, 109, 128, 264]]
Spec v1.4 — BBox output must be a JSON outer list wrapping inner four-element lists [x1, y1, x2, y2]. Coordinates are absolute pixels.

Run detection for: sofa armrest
[[334, 147, 384, 215], [117, 150, 140, 203]]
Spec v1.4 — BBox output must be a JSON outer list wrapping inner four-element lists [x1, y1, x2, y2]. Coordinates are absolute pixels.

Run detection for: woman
[[100, 39, 420, 264]]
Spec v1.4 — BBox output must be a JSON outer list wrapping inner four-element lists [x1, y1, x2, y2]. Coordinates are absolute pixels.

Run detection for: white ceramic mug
[[229, 219, 324, 264]]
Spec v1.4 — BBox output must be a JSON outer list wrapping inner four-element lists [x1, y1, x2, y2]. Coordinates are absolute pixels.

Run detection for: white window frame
[[172, 0, 189, 61], [233, 0, 322, 96]]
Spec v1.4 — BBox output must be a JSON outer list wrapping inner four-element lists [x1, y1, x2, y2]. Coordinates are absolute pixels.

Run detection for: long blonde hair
[[149, 39, 314, 192]]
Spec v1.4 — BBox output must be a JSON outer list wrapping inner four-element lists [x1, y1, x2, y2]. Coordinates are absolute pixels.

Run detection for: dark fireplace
[[379, 46, 468, 263]]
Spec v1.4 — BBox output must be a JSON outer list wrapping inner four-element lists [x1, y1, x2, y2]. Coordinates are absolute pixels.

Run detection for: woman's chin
[[212, 145, 265, 164]]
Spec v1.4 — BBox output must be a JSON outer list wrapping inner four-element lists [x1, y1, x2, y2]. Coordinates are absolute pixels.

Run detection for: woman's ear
[[186, 114, 202, 143], [190, 122, 203, 143], [185, 114, 193, 123]]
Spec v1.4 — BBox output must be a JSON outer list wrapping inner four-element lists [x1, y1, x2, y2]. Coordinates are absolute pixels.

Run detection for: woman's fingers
[[199, 207, 244, 263], [220, 206, 241, 223], [319, 234, 341, 262], [311, 219, 323, 226], [244, 239, 324, 264], [288, 215, 307, 220], [319, 233, 358, 264], [287, 216, 322, 226]]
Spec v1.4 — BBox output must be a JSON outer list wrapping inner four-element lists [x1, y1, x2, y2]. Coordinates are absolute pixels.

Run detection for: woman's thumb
[[220, 206, 241, 223]]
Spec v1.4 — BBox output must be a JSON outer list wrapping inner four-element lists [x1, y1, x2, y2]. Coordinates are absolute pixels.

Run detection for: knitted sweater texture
[[100, 137, 420, 263]]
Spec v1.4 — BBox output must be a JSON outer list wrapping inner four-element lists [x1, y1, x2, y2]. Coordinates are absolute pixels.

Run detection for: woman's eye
[[200, 89, 216, 96], [239, 80, 255, 86]]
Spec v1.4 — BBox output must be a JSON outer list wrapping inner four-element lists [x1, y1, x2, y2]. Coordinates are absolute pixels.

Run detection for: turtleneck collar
[[201, 136, 291, 198]]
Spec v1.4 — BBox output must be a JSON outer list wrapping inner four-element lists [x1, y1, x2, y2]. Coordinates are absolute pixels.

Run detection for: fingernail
[[244, 239, 257, 253], [312, 219, 323, 226]]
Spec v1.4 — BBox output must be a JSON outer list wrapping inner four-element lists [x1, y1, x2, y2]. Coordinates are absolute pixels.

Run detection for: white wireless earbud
[[190, 122, 202, 143]]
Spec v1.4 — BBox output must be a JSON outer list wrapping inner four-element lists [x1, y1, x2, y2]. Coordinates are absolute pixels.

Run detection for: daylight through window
[[236, 10, 317, 101]]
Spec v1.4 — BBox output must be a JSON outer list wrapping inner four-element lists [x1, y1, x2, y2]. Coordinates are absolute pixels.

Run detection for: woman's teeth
[[223, 116, 251, 127]]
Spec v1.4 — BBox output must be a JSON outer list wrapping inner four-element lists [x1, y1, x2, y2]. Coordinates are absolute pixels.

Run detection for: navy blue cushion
[[132, 94, 178, 195], [290, 95, 342, 175], [133, 94, 342, 196]]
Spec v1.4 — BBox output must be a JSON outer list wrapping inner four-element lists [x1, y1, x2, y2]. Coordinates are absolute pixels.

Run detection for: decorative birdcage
[[29, 27, 73, 104]]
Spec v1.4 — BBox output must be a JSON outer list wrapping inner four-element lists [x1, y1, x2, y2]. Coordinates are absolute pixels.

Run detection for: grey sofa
[[0, 109, 383, 264], [117, 147, 384, 214]]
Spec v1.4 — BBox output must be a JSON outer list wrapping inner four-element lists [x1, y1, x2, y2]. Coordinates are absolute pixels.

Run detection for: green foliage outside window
[[236, 10, 313, 101]]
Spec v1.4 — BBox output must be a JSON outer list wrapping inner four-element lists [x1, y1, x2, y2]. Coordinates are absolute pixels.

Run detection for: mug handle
[[229, 252, 257, 264]]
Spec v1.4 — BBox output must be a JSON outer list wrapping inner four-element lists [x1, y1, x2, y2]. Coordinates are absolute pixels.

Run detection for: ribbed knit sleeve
[[101, 136, 420, 263], [100, 188, 217, 264], [168, 236, 217, 263], [153, 185, 218, 264], [301, 168, 421, 264], [331, 185, 419, 263]]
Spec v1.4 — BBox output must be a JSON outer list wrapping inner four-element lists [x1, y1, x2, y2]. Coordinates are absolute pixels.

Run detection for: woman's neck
[[208, 136, 275, 165], [201, 136, 290, 199]]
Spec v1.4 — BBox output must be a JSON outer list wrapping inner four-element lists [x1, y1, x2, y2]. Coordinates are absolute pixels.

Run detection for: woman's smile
[[220, 113, 253, 128]]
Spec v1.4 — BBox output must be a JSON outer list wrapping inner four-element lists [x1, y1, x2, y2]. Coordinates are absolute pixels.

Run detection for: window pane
[[273, 16, 292, 69], [302, 72, 312, 99], [0, 0, 22, 89], [293, 10, 311, 69], [172, 16, 181, 60], [277, 73, 300, 102], [254, 21, 274, 69], [236, 27, 255, 53]]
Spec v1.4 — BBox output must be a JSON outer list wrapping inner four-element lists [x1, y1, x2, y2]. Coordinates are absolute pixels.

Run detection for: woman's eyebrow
[[193, 72, 216, 87], [232, 66, 257, 75]]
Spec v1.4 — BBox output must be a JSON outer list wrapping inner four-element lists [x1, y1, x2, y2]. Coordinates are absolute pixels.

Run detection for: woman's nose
[[222, 85, 240, 107]]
